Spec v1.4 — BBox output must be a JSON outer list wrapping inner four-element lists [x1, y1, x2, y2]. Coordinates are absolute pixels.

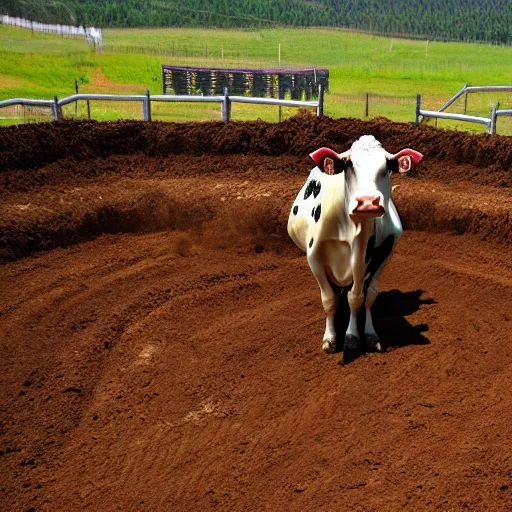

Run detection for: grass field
[[1, 24, 512, 132]]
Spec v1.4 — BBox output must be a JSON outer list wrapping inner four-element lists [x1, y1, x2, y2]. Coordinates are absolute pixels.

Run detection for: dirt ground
[[1, 115, 511, 511]]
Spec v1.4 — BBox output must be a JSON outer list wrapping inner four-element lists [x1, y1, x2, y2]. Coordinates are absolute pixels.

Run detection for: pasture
[[1, 25, 512, 131], [1, 115, 512, 510]]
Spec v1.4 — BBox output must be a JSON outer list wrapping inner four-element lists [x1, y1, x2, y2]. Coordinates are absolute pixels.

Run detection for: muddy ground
[[1, 115, 511, 511]]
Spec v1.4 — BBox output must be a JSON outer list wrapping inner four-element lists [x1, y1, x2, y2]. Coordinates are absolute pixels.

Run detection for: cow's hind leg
[[364, 235, 397, 352], [363, 244, 395, 352], [308, 255, 339, 353]]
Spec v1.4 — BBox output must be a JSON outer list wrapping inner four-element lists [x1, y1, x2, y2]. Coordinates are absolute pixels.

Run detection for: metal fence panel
[[0, 91, 321, 125]]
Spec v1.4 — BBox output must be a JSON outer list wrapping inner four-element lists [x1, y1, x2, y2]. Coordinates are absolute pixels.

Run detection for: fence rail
[[2, 85, 509, 132], [416, 86, 512, 134], [0, 86, 323, 123], [438, 85, 512, 113]]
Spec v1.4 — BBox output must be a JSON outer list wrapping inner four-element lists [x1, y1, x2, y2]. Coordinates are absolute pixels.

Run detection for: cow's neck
[[351, 216, 375, 244]]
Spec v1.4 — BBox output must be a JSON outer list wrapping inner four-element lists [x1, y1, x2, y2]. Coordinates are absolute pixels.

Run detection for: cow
[[287, 135, 423, 363]]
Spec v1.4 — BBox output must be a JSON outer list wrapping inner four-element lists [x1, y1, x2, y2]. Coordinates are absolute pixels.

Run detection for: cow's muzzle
[[351, 193, 385, 217]]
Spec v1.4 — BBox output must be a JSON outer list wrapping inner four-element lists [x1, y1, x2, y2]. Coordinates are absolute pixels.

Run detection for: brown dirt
[[1, 115, 512, 511], [1, 112, 511, 186], [82, 68, 147, 93]]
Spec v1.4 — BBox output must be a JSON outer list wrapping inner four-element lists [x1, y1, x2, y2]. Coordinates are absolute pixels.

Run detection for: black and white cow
[[288, 135, 423, 363]]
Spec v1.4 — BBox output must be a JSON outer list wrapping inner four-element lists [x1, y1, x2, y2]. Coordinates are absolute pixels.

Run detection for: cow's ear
[[310, 147, 351, 175], [387, 149, 424, 174]]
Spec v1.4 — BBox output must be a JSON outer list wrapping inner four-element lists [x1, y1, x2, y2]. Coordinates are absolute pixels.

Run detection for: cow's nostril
[[372, 196, 380, 206]]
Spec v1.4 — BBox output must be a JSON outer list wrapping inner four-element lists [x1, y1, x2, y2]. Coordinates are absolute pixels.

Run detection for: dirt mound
[[1, 113, 512, 261], [1, 113, 511, 187], [1, 156, 511, 262]]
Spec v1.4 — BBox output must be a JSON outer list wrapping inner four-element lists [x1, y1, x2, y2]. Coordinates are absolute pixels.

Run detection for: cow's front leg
[[321, 290, 339, 353], [364, 279, 382, 353], [344, 284, 364, 362], [308, 255, 339, 353], [343, 234, 369, 363]]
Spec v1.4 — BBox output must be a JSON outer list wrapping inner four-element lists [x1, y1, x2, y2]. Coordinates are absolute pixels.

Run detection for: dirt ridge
[[1, 115, 511, 186], [1, 173, 511, 262]]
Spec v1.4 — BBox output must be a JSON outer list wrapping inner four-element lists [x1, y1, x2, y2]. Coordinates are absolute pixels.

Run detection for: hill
[[1, 0, 511, 44]]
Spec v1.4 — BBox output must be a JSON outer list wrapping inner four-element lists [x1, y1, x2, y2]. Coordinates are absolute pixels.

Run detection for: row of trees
[[2, 0, 511, 44]]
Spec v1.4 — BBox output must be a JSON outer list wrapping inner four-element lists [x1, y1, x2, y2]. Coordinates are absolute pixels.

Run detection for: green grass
[[1, 24, 512, 132]]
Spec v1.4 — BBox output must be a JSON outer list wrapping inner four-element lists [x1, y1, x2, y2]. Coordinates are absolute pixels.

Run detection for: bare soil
[[1, 115, 511, 511]]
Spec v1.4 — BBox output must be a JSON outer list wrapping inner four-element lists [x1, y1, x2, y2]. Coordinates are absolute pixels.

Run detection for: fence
[[0, 87, 324, 123], [328, 93, 416, 121], [103, 42, 285, 64], [416, 85, 512, 134], [2, 85, 510, 132], [1, 15, 102, 48]]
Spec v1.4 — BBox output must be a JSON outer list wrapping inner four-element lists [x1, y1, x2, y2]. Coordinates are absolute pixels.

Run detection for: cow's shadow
[[334, 289, 434, 361]]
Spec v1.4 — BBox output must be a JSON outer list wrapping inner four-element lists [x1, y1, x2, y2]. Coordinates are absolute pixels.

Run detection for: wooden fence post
[[365, 93, 369, 117]]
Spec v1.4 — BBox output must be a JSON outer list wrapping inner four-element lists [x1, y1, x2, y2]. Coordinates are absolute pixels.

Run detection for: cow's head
[[310, 136, 423, 219]]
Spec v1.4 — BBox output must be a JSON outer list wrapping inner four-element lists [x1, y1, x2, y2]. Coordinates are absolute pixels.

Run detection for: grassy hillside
[[1, 25, 512, 132], [2, 0, 512, 44]]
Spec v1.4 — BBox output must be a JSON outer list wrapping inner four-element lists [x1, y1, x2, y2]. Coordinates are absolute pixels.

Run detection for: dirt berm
[[0, 113, 511, 261]]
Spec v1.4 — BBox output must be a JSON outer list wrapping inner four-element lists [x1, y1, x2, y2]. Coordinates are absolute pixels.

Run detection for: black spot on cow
[[304, 180, 316, 200], [293, 205, 299, 215], [364, 234, 395, 288], [313, 181, 321, 198], [314, 204, 322, 223], [309, 238, 314, 248]]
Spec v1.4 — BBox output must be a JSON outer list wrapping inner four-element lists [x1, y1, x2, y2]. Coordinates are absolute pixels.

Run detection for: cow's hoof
[[344, 334, 360, 351], [365, 334, 382, 353], [341, 334, 362, 365], [322, 337, 336, 353]]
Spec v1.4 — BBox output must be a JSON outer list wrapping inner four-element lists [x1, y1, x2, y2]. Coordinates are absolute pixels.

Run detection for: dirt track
[[1, 115, 512, 511]]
